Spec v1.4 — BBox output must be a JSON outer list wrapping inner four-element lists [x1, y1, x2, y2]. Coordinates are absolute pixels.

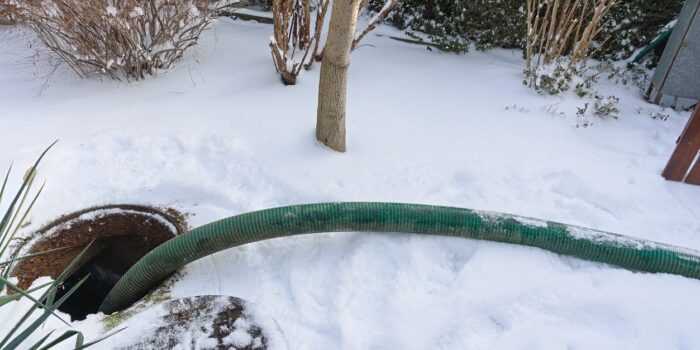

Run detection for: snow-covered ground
[[2, 17, 700, 349]]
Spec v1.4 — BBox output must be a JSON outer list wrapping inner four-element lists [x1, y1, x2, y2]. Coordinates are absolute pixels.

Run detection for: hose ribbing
[[100, 202, 700, 314]]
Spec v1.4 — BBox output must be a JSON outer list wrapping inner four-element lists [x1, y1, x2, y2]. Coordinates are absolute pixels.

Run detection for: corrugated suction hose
[[99, 202, 700, 314]]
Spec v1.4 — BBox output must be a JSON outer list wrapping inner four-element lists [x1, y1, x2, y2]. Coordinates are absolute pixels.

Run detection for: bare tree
[[305, 0, 396, 70], [352, 0, 396, 50], [315, 0, 362, 152], [270, 0, 396, 85]]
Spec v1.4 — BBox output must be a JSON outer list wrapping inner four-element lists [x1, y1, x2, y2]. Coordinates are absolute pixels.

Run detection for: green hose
[[99, 202, 700, 314], [631, 28, 673, 64]]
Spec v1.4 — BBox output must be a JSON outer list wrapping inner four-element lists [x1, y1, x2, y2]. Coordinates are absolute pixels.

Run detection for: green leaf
[[54, 241, 94, 288], [0, 276, 69, 325], [0, 247, 71, 267], [0, 181, 46, 260], [74, 327, 126, 350], [0, 295, 42, 348], [0, 164, 12, 207], [0, 140, 56, 238], [27, 330, 54, 350], [3, 275, 88, 349], [0, 293, 21, 307], [0, 281, 53, 307], [36, 330, 81, 350], [0, 237, 92, 347]]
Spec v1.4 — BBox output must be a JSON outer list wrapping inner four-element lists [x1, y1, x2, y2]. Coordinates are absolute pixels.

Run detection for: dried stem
[[269, 0, 315, 85], [18, 0, 212, 80], [525, 0, 616, 87]]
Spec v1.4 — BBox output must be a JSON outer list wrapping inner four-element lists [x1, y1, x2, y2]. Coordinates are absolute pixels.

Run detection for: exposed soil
[[10, 204, 187, 319]]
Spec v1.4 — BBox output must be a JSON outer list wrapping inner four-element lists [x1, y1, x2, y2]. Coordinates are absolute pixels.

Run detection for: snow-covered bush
[[371, 0, 526, 53], [593, 95, 619, 118], [19, 0, 213, 80], [528, 63, 572, 96], [373, 0, 682, 61], [594, 0, 684, 61], [606, 64, 650, 90], [523, 0, 615, 94]]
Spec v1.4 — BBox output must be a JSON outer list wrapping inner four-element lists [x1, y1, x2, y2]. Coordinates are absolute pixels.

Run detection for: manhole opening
[[11, 205, 187, 321]]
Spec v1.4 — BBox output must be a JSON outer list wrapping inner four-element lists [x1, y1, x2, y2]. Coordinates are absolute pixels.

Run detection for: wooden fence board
[[662, 106, 700, 183], [686, 158, 700, 185]]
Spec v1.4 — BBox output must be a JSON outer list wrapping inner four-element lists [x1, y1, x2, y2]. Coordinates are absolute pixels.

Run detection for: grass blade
[[0, 281, 53, 307], [3, 275, 89, 350], [53, 241, 94, 288], [44, 242, 93, 309], [0, 276, 69, 325], [27, 330, 54, 350], [1, 171, 36, 246], [36, 330, 81, 350], [0, 181, 45, 260], [0, 164, 12, 206], [0, 247, 70, 267], [74, 327, 126, 350], [0, 141, 56, 239]]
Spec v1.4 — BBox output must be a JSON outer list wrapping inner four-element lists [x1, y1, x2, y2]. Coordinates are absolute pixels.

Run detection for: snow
[[105, 5, 117, 17], [85, 296, 286, 349], [1, 17, 700, 349], [130, 7, 145, 18]]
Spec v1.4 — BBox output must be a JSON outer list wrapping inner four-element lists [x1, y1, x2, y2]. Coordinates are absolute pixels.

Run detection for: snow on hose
[[99, 202, 700, 314]]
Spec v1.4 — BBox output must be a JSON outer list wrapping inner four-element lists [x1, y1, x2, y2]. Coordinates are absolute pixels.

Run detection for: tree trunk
[[315, 0, 361, 152]]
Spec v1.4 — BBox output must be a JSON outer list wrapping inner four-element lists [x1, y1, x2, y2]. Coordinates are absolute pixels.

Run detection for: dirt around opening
[[11, 204, 188, 320]]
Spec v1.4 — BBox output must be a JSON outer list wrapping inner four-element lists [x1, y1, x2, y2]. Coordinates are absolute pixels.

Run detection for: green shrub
[[371, 0, 526, 53], [375, 0, 683, 61], [593, 95, 620, 118], [594, 0, 684, 61]]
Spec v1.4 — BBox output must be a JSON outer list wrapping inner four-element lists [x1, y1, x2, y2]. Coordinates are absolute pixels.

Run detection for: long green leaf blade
[[0, 276, 69, 325], [27, 330, 54, 350], [0, 247, 70, 267], [4, 275, 88, 350], [36, 330, 80, 350], [0, 281, 53, 307], [0, 141, 56, 237], [0, 181, 45, 260], [0, 164, 12, 208]]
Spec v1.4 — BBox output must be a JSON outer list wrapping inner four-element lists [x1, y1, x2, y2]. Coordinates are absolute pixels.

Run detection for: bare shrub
[[19, 0, 213, 80], [269, 0, 315, 85], [0, 0, 21, 24], [525, 0, 616, 93], [269, 0, 396, 85], [306, 0, 329, 66]]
